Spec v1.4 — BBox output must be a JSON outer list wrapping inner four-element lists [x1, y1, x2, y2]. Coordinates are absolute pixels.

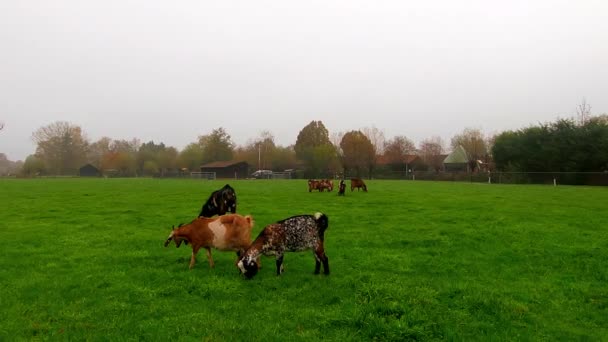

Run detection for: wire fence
[[370, 171, 608, 186]]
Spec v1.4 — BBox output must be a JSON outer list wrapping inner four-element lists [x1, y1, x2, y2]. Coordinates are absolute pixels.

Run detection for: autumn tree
[[21, 155, 45, 176], [101, 139, 140, 176], [340, 130, 375, 178], [137, 141, 165, 175], [419, 136, 445, 172], [362, 126, 386, 156], [295, 120, 338, 177], [271, 145, 297, 172], [136, 141, 177, 176], [87, 137, 112, 169], [201, 127, 234, 164], [0, 153, 17, 176], [234, 131, 278, 171], [32, 121, 89, 175], [157, 147, 178, 175], [384, 136, 416, 171], [256, 131, 276, 170], [178, 143, 204, 171]]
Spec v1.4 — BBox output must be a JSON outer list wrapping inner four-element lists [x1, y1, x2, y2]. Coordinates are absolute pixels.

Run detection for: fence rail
[[368, 171, 608, 186]]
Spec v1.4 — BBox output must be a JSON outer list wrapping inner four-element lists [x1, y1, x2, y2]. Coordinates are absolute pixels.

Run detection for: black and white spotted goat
[[198, 184, 237, 218], [237, 212, 329, 279]]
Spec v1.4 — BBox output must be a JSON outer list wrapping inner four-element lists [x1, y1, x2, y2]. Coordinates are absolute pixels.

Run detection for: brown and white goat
[[164, 214, 254, 269], [237, 213, 329, 279]]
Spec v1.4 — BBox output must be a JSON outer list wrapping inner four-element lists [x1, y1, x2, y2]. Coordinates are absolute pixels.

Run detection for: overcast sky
[[1, 1, 607, 161]]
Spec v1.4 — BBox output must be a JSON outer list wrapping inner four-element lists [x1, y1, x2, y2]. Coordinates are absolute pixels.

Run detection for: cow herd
[[308, 178, 368, 194]]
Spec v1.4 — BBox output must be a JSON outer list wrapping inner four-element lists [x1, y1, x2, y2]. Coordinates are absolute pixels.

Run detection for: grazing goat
[[338, 180, 346, 196], [199, 184, 237, 217], [350, 178, 367, 192], [164, 214, 254, 269], [237, 213, 329, 279]]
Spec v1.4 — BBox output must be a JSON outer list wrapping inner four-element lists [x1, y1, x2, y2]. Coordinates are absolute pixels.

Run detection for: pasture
[[0, 178, 606, 340]]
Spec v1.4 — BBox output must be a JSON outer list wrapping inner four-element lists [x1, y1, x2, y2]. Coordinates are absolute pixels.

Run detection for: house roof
[[404, 155, 421, 164], [200, 160, 248, 168], [443, 145, 469, 164], [79, 163, 99, 171], [376, 154, 422, 166]]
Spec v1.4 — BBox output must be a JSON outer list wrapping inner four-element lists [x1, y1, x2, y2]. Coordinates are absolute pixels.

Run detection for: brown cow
[[308, 179, 321, 192], [308, 179, 333, 192], [350, 178, 367, 192], [323, 179, 334, 192]]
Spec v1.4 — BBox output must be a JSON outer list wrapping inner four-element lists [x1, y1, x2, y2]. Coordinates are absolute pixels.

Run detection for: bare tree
[[32, 121, 89, 175], [384, 136, 416, 170], [450, 128, 488, 170], [576, 98, 592, 125], [330, 131, 344, 150], [419, 136, 445, 172], [361, 126, 386, 156]]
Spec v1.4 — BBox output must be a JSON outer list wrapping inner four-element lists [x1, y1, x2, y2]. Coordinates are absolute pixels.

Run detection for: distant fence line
[[6, 170, 607, 186], [369, 171, 608, 186]]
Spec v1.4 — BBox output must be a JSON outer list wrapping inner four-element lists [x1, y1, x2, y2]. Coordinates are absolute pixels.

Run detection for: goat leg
[[276, 255, 284, 275], [322, 254, 330, 275], [189, 247, 200, 269], [314, 249, 329, 275], [205, 247, 215, 268]]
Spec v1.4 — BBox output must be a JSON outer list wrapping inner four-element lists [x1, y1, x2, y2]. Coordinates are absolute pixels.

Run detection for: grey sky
[[1, 0, 607, 161]]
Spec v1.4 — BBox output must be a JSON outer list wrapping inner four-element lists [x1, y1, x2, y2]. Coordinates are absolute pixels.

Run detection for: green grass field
[[0, 179, 607, 341]]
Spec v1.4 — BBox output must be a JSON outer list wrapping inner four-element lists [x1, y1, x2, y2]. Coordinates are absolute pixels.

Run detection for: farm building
[[404, 155, 425, 172], [443, 145, 469, 172], [79, 164, 101, 177], [200, 161, 249, 179]]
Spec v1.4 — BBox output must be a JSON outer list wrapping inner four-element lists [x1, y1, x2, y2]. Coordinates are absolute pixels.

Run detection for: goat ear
[[212, 196, 218, 207]]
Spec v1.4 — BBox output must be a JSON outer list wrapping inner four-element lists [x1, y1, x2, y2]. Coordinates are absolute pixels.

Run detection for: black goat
[[338, 180, 346, 196], [198, 184, 237, 217]]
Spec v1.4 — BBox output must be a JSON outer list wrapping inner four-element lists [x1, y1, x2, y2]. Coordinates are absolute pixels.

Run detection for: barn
[[79, 163, 101, 177], [200, 161, 249, 179]]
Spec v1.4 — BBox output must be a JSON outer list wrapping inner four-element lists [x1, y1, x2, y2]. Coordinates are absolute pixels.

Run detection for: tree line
[[3, 112, 608, 178]]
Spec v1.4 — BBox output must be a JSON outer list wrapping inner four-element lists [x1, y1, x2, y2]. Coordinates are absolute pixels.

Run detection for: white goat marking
[[208, 220, 228, 249], [237, 260, 246, 273]]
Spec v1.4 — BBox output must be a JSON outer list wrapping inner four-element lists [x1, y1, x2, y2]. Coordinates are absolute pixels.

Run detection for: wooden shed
[[200, 161, 249, 179], [79, 163, 101, 177]]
